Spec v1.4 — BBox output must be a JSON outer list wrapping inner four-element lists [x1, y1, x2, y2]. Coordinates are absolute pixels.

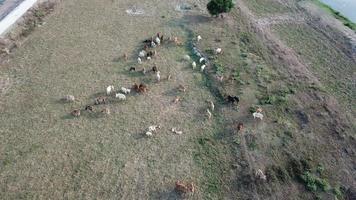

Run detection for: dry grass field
[[0, 0, 355, 199]]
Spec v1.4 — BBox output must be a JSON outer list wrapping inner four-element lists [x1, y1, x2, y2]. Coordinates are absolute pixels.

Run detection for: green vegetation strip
[[314, 0, 356, 31]]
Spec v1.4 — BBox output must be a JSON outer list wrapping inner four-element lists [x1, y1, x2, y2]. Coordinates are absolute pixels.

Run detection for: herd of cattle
[[61, 32, 266, 195]]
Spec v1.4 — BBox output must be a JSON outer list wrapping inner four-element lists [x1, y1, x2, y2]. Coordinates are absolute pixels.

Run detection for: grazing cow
[[123, 53, 128, 61], [139, 83, 148, 93], [129, 67, 136, 72], [147, 50, 156, 57], [171, 128, 183, 135], [133, 83, 147, 93], [121, 87, 131, 94], [199, 57, 205, 63], [207, 109, 212, 119], [173, 37, 182, 45], [152, 65, 158, 73], [175, 181, 195, 194], [139, 50, 146, 58], [253, 112, 263, 120], [156, 71, 161, 82], [94, 96, 107, 105], [183, 55, 190, 61], [85, 105, 94, 112], [256, 107, 263, 113], [227, 95, 240, 104], [138, 57, 142, 64], [151, 41, 156, 48], [155, 37, 161, 45], [62, 95, 75, 102], [115, 93, 126, 100], [142, 67, 147, 74], [237, 122, 244, 131], [71, 109, 81, 117], [192, 61, 196, 69], [173, 96, 181, 104], [146, 125, 160, 136], [201, 65, 206, 72], [178, 85, 186, 93], [214, 48, 222, 54], [207, 100, 215, 111], [197, 35, 202, 42], [216, 75, 224, 82], [255, 169, 267, 181], [101, 107, 110, 115], [143, 38, 152, 43], [106, 85, 115, 95], [148, 125, 161, 132]]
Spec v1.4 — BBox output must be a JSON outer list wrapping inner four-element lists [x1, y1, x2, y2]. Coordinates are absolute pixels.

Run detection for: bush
[[207, 0, 234, 16], [301, 172, 317, 192], [301, 171, 330, 192], [315, 178, 330, 192]]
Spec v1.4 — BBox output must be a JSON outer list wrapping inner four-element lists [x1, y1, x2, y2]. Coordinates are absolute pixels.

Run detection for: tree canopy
[[207, 0, 235, 16]]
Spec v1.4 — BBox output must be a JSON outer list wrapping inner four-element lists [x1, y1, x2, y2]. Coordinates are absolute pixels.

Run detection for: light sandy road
[[0, 0, 38, 36]]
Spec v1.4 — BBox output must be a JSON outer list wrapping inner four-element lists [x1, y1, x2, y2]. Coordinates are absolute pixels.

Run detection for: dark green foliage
[[266, 165, 290, 182], [300, 172, 330, 192], [207, 0, 234, 16]]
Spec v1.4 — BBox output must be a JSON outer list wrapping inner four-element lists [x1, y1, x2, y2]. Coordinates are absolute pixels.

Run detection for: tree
[[207, 0, 234, 17]]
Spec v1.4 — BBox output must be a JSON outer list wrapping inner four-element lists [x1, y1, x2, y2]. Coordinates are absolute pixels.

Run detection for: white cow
[[106, 85, 115, 95], [201, 65, 206, 72], [155, 37, 161, 45], [138, 57, 142, 64], [115, 93, 126, 100], [256, 169, 267, 180], [139, 50, 146, 58], [199, 57, 205, 63], [156, 71, 161, 82], [183, 55, 190, 61], [197, 35, 202, 42], [192, 61, 197, 69], [215, 48, 222, 54], [253, 112, 264, 120], [121, 87, 131, 94]]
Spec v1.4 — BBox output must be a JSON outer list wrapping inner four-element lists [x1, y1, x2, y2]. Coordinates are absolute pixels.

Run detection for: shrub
[[301, 172, 317, 192], [207, 0, 234, 16], [315, 178, 330, 192]]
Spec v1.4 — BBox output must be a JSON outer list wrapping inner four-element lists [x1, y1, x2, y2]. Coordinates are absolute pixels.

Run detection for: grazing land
[[0, 0, 355, 199]]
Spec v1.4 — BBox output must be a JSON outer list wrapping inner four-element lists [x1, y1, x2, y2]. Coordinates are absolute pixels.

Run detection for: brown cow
[[175, 181, 195, 194], [237, 122, 244, 131], [71, 109, 81, 117], [94, 96, 107, 105]]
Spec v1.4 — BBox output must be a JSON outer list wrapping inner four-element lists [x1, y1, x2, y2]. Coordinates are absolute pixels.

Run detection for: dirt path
[[255, 13, 305, 28], [236, 0, 319, 85]]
